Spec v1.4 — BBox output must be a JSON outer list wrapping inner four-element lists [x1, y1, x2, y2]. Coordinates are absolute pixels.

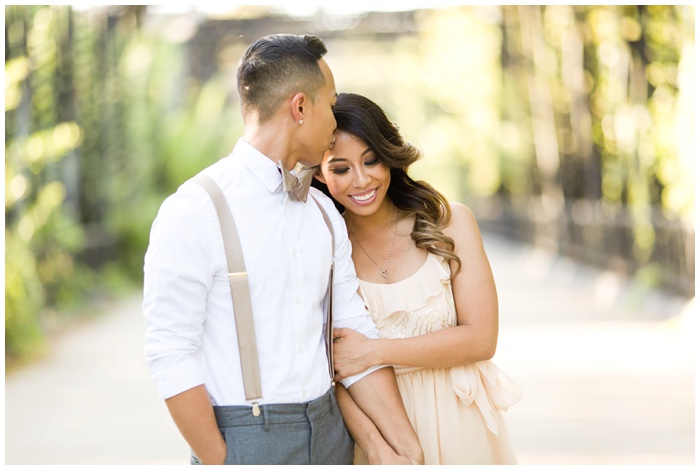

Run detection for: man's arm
[[345, 367, 424, 464], [335, 380, 418, 464], [316, 195, 423, 463], [144, 186, 224, 464], [165, 385, 226, 465]]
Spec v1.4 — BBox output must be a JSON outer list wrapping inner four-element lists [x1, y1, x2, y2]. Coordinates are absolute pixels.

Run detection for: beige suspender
[[310, 196, 335, 380], [192, 173, 336, 409], [192, 173, 263, 404]]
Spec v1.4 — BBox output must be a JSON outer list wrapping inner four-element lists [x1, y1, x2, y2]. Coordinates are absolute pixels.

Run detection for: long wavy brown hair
[[313, 92, 462, 277]]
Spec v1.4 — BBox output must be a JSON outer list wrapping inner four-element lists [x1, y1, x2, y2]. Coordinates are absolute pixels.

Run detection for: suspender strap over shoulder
[[192, 173, 337, 404], [192, 173, 263, 402], [310, 195, 336, 380]]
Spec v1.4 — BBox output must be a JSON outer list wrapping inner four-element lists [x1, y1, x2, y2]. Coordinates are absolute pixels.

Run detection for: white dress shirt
[[143, 138, 382, 406]]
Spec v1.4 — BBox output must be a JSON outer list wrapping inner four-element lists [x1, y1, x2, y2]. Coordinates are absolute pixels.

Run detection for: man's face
[[299, 59, 337, 167]]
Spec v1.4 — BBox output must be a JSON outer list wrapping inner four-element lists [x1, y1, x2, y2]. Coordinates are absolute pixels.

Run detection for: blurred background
[[4, 4, 696, 465]]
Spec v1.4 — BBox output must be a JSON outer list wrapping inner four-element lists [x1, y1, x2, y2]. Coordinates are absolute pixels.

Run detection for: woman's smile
[[350, 188, 378, 204]]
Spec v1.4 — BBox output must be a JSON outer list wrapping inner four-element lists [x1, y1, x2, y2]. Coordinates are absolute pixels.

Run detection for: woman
[[313, 93, 521, 465]]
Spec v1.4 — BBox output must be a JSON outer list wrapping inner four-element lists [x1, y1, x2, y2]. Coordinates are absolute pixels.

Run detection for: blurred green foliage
[[5, 5, 238, 362], [330, 5, 693, 295], [4, 5, 694, 362]]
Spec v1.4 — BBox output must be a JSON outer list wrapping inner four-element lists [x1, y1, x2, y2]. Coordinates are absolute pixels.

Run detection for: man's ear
[[291, 92, 306, 123]]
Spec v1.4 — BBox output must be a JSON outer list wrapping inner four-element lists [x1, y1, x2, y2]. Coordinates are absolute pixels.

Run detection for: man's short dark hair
[[237, 34, 328, 123]]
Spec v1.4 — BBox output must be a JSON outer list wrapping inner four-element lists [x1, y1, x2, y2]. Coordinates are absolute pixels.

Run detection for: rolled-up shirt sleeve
[[320, 196, 387, 388], [143, 185, 214, 400]]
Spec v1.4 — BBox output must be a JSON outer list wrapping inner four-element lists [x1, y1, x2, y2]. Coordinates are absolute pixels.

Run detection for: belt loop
[[262, 404, 270, 432]]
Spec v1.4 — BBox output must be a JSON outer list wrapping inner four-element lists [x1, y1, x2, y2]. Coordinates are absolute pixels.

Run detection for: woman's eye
[[331, 167, 350, 175], [365, 159, 380, 167]]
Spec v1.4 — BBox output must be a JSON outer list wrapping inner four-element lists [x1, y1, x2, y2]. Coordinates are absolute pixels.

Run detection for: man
[[143, 34, 423, 465]]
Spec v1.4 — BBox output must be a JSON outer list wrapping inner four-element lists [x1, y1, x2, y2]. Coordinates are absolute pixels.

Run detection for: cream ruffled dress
[[354, 253, 522, 465]]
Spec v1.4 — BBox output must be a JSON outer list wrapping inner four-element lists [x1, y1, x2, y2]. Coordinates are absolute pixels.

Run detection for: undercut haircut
[[237, 34, 328, 123]]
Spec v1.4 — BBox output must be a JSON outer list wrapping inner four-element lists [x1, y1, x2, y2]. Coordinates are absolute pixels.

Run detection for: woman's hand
[[332, 327, 379, 380]]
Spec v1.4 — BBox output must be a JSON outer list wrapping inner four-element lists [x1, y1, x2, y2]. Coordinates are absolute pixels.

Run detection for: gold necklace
[[349, 210, 399, 280]]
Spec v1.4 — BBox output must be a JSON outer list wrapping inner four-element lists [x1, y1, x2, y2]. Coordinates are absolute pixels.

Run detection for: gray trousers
[[191, 387, 354, 465]]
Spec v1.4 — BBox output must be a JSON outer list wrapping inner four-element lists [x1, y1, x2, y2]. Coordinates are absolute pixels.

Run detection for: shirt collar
[[231, 138, 283, 194]]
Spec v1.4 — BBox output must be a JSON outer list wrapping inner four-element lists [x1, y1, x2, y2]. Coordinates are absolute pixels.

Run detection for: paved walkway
[[4, 233, 696, 465], [485, 235, 695, 465]]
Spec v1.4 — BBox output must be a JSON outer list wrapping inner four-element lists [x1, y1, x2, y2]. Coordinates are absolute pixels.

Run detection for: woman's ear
[[313, 172, 326, 184]]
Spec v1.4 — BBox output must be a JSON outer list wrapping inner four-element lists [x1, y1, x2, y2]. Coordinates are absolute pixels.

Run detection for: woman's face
[[318, 131, 391, 217]]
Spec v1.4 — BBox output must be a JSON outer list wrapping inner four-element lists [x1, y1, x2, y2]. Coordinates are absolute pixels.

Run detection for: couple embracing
[[143, 33, 520, 465]]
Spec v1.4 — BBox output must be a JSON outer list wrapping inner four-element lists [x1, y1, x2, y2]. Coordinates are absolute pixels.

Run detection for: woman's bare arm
[[333, 203, 499, 378]]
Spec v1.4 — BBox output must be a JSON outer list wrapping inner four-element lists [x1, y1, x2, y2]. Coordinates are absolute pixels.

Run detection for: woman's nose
[[353, 168, 371, 187]]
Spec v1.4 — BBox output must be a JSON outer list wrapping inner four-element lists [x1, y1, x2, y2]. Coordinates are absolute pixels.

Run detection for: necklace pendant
[[380, 269, 389, 279]]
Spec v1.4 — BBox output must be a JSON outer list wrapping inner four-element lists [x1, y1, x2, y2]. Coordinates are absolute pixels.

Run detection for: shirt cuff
[[339, 364, 389, 389], [150, 359, 205, 400]]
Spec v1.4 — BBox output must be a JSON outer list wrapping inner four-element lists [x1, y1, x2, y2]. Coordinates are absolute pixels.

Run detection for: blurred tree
[[4, 5, 694, 362], [6, 5, 88, 359], [4, 5, 238, 362], [476, 5, 693, 294]]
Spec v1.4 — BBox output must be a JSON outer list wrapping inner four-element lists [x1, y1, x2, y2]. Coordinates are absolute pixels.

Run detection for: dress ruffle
[[449, 361, 522, 436], [358, 254, 452, 323]]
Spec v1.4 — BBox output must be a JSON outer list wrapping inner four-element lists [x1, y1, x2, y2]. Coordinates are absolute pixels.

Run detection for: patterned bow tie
[[280, 162, 318, 203]]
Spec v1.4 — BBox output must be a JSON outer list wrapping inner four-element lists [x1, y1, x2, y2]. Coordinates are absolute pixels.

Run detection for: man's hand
[[367, 444, 418, 465]]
